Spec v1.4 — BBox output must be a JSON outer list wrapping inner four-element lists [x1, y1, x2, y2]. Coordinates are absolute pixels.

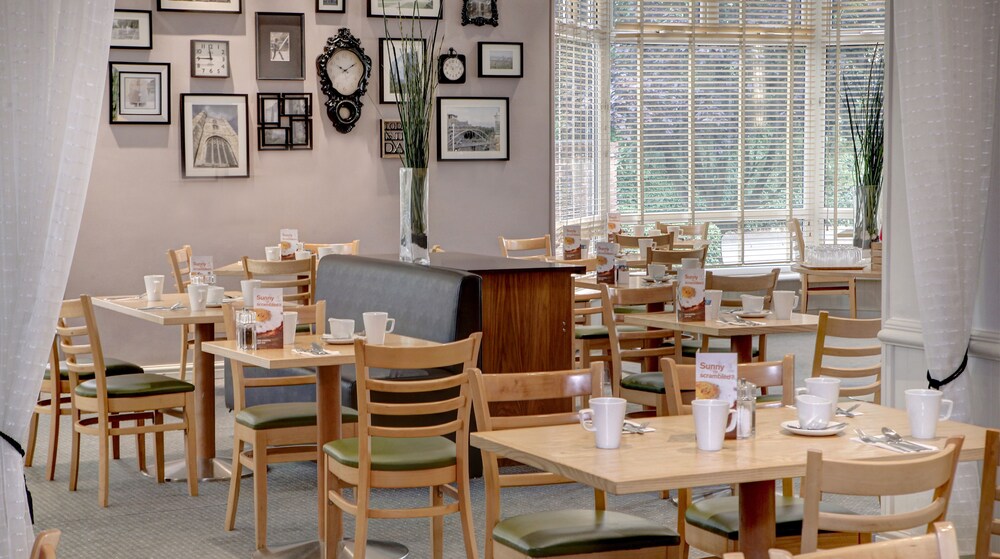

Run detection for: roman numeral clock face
[[317, 28, 371, 134], [192, 40, 229, 78]]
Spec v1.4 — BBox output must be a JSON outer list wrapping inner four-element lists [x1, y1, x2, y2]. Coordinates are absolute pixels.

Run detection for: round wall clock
[[438, 48, 466, 84], [191, 40, 230, 78], [317, 28, 371, 134]]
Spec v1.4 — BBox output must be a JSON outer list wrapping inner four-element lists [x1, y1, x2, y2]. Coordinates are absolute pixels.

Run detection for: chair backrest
[[705, 268, 780, 309], [656, 222, 710, 240], [810, 311, 882, 404], [552, 256, 600, 272], [788, 218, 805, 263], [29, 529, 61, 559], [744, 522, 961, 559], [59, 297, 110, 414], [221, 301, 325, 412], [242, 255, 317, 304], [646, 246, 709, 272], [303, 240, 360, 255], [976, 428, 999, 559], [661, 355, 794, 417], [800, 436, 964, 553], [166, 245, 193, 293], [498, 234, 552, 257], [614, 232, 674, 250], [600, 283, 682, 392]]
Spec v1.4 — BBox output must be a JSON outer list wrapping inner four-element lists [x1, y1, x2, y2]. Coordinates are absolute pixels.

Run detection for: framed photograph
[[379, 38, 425, 104], [109, 62, 170, 124], [380, 119, 404, 159], [368, 0, 442, 19], [258, 94, 282, 125], [157, 0, 241, 13], [180, 94, 249, 178], [289, 119, 312, 149], [190, 39, 230, 78], [437, 97, 509, 161], [111, 10, 152, 49], [282, 93, 312, 117], [259, 127, 290, 150], [462, 0, 498, 26], [317, 0, 345, 13], [256, 13, 305, 80], [257, 94, 313, 151], [478, 42, 522, 77]]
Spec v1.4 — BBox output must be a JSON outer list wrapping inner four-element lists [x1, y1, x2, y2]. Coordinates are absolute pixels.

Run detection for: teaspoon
[[881, 427, 924, 451]]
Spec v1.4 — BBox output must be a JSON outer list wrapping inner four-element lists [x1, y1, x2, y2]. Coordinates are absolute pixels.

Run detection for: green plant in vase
[[844, 45, 884, 249]]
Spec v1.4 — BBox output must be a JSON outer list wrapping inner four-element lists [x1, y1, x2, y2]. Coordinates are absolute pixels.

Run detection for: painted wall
[[67, 0, 552, 366]]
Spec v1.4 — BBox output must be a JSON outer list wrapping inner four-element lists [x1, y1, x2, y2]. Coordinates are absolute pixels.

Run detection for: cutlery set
[[138, 302, 186, 311], [854, 427, 928, 452], [718, 315, 764, 326]]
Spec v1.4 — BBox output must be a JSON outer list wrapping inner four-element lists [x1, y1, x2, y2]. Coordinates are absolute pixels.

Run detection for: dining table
[[789, 262, 881, 318], [470, 403, 989, 559]]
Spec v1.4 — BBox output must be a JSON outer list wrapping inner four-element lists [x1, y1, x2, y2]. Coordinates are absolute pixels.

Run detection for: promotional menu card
[[563, 225, 581, 260], [607, 212, 622, 241], [190, 256, 214, 281], [695, 352, 738, 406], [594, 242, 618, 284], [253, 288, 284, 349], [677, 266, 706, 321], [279, 228, 299, 261]]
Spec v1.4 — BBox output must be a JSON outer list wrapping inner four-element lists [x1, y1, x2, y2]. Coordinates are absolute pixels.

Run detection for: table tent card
[[595, 242, 618, 284], [253, 287, 284, 349], [190, 256, 214, 282], [696, 352, 738, 438], [677, 265, 706, 321], [563, 225, 581, 260], [607, 212, 621, 241], [279, 228, 298, 261]]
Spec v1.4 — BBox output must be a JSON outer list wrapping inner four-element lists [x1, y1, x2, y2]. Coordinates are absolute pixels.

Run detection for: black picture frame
[[316, 0, 346, 13], [157, 0, 241, 13], [257, 93, 313, 151], [259, 127, 290, 150], [462, 0, 497, 26], [109, 61, 170, 125], [180, 93, 250, 178], [289, 118, 312, 149], [379, 38, 426, 104], [111, 10, 152, 49], [380, 119, 404, 159], [255, 12, 305, 80], [437, 97, 509, 161], [478, 42, 522, 78], [258, 93, 282, 125], [368, 0, 442, 19], [282, 93, 312, 117]]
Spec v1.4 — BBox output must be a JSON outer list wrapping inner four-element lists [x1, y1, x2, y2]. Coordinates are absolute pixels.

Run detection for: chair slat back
[[498, 234, 552, 257], [66, 296, 111, 414], [757, 522, 960, 559], [601, 284, 682, 393], [975, 428, 999, 559], [303, 240, 359, 255], [242, 256, 317, 304], [646, 246, 709, 271], [614, 232, 673, 250], [810, 311, 882, 403], [788, 218, 806, 263], [656, 222, 711, 240], [166, 245, 193, 292], [661, 355, 795, 417], [705, 268, 780, 308]]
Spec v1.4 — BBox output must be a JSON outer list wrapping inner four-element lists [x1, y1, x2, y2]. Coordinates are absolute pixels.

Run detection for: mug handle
[[384, 317, 396, 333], [939, 399, 954, 421], [725, 408, 737, 433], [579, 409, 596, 432], [795, 387, 808, 396]]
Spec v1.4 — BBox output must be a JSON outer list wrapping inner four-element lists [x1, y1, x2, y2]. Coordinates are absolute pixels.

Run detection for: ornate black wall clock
[[462, 0, 498, 27], [317, 28, 372, 133]]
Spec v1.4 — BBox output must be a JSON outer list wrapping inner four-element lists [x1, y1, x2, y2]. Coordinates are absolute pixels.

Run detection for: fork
[[855, 428, 912, 452], [310, 342, 328, 355], [623, 421, 649, 434]]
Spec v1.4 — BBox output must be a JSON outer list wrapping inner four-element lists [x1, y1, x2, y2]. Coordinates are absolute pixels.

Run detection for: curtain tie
[[926, 345, 969, 390], [0, 429, 33, 523]]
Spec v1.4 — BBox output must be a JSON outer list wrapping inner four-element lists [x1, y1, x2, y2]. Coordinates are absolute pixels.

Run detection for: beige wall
[[70, 0, 552, 366]]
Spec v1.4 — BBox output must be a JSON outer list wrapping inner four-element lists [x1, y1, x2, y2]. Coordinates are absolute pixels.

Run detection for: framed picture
[[379, 38, 425, 104], [190, 39, 230, 78], [255, 12, 305, 80], [109, 62, 170, 124], [462, 0, 498, 26], [437, 97, 509, 161], [180, 94, 249, 178], [380, 119, 404, 159], [368, 0, 442, 19], [259, 127, 290, 150], [157, 0, 241, 13], [478, 42, 522, 77], [258, 94, 282, 125], [317, 0, 345, 13], [257, 93, 313, 151], [282, 93, 312, 117], [111, 10, 152, 49], [289, 118, 312, 149]]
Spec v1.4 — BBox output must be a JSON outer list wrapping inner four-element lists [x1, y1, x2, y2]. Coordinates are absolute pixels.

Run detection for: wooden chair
[[810, 311, 882, 404], [221, 301, 357, 549], [722, 522, 961, 559], [975, 428, 999, 559], [788, 219, 858, 317], [66, 295, 198, 507], [615, 232, 675, 268], [469, 364, 681, 559], [167, 245, 195, 381], [29, 529, 61, 559], [498, 234, 552, 258], [242, 255, 317, 305], [324, 334, 482, 559], [646, 246, 709, 274], [800, 435, 964, 553], [656, 222, 711, 240], [304, 240, 360, 255], [686, 268, 780, 362]]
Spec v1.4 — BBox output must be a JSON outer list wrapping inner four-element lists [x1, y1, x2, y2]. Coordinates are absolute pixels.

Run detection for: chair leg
[[457, 468, 479, 559], [45, 403, 60, 481], [225, 437, 244, 531], [353, 481, 371, 559], [431, 486, 443, 559], [849, 278, 857, 318], [98, 417, 110, 508], [68, 409, 81, 492], [800, 276, 809, 314], [183, 394, 198, 497], [25, 410, 39, 467], [111, 416, 121, 460], [179, 326, 190, 382], [154, 412, 165, 483], [324, 463, 343, 559], [136, 417, 147, 475], [252, 431, 268, 550]]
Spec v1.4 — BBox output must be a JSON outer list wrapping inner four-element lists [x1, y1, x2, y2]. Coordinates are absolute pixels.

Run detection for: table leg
[[315, 364, 342, 543], [730, 335, 754, 363], [193, 322, 217, 480], [738, 479, 776, 559]]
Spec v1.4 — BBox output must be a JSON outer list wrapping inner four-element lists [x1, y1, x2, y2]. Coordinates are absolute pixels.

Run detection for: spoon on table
[[881, 427, 925, 451], [836, 403, 861, 417]]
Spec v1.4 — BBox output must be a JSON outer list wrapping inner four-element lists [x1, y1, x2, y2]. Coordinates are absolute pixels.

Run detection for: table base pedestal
[[251, 540, 408, 559]]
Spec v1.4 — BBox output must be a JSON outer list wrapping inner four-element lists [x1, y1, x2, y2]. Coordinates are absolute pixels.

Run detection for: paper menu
[[677, 267, 706, 321], [607, 212, 622, 242], [563, 225, 581, 260], [252, 288, 284, 349], [190, 256, 214, 282], [595, 242, 618, 284], [695, 352, 738, 406], [279, 228, 299, 261]]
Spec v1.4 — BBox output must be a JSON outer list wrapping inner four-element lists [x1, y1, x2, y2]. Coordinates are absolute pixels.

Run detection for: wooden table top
[[92, 292, 236, 326], [623, 310, 819, 337], [470, 404, 988, 496], [790, 263, 881, 280], [201, 333, 438, 369]]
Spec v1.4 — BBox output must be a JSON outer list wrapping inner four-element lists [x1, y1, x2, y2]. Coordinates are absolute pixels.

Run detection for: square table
[[471, 404, 988, 559]]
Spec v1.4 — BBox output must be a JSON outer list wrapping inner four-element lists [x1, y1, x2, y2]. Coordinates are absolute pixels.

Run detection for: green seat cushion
[[574, 324, 645, 339], [493, 509, 680, 557], [75, 373, 195, 398], [681, 338, 759, 359], [614, 305, 649, 314], [685, 495, 859, 539], [323, 436, 455, 471], [44, 357, 143, 381], [235, 403, 358, 430], [620, 372, 664, 394]]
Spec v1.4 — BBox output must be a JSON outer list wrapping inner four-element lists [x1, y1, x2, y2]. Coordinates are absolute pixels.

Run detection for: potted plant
[[844, 45, 884, 249]]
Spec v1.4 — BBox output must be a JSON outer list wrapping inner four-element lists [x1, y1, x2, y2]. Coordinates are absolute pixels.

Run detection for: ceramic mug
[[294, 250, 312, 261], [241, 279, 262, 305], [740, 294, 765, 313], [648, 263, 667, 280], [362, 312, 395, 344], [905, 389, 954, 439], [206, 285, 225, 306], [705, 289, 723, 321], [144, 275, 164, 302], [772, 290, 800, 320], [692, 399, 737, 451], [328, 318, 355, 340], [265, 246, 281, 262], [795, 394, 833, 430], [579, 397, 627, 449], [282, 311, 298, 345], [187, 284, 208, 312], [796, 377, 841, 416]]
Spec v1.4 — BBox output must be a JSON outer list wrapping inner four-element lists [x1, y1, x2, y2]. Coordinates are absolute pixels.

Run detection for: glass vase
[[399, 167, 430, 265], [853, 184, 880, 249]]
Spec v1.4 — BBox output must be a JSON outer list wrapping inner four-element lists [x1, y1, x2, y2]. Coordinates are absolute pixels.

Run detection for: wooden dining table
[[470, 404, 989, 559]]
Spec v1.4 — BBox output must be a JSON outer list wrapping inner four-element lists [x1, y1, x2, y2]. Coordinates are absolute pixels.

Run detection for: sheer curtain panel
[[0, 2, 113, 557]]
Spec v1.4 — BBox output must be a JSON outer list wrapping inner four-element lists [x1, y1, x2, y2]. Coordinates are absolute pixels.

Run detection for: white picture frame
[[437, 97, 510, 161], [181, 94, 249, 178], [368, 0, 442, 19]]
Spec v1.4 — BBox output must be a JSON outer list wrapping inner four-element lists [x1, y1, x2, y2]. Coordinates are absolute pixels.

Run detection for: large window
[[554, 0, 885, 266]]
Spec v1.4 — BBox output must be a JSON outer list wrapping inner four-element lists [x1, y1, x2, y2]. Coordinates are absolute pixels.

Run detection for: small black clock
[[438, 48, 466, 84]]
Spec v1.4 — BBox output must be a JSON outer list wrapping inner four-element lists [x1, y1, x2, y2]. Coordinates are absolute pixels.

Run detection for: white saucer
[[322, 334, 364, 345], [641, 276, 669, 283], [781, 420, 847, 437], [734, 310, 772, 319]]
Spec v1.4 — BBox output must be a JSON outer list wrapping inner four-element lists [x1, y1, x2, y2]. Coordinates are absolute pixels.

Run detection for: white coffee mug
[[905, 389, 954, 439], [295, 250, 311, 261], [796, 377, 841, 416], [772, 290, 799, 320], [638, 238, 656, 255], [692, 399, 737, 451], [144, 274, 164, 302], [282, 311, 298, 345], [265, 246, 281, 262], [648, 263, 667, 280], [328, 318, 355, 340], [206, 285, 225, 306], [187, 283, 208, 312], [740, 294, 765, 313], [578, 397, 627, 449], [705, 289, 723, 321], [317, 246, 336, 259], [795, 394, 833, 430], [241, 279, 262, 305], [362, 312, 395, 344]]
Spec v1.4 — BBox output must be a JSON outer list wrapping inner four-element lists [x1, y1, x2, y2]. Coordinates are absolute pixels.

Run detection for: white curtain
[[0, 2, 113, 557], [894, 0, 999, 549]]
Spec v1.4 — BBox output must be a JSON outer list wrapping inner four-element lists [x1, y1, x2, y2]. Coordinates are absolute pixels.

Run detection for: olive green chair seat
[[613, 304, 648, 314], [681, 338, 759, 359], [574, 324, 644, 339], [75, 373, 194, 398], [235, 402, 357, 430], [685, 495, 859, 539], [323, 435, 455, 471], [44, 358, 143, 381], [619, 372, 664, 394], [493, 509, 680, 558]]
